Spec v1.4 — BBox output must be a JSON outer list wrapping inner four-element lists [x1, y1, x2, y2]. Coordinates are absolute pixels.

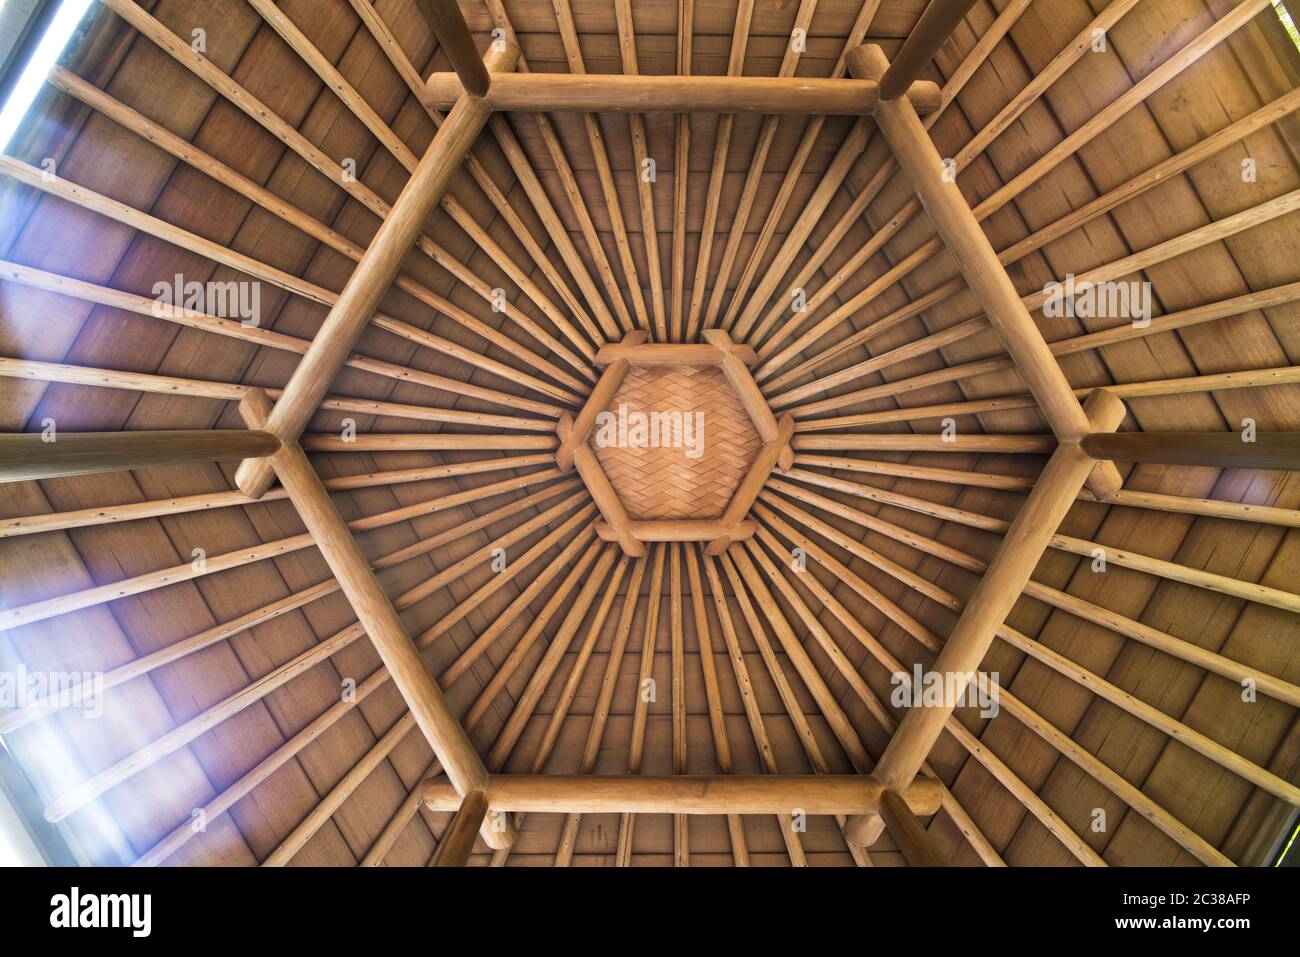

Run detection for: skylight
[[1275, 0, 1300, 51], [0, 0, 93, 154]]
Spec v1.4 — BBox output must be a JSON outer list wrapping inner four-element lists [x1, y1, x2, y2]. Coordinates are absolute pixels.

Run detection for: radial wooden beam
[[847, 42, 1123, 499], [137, 543, 599, 871], [301, 434, 555, 452], [0, 480, 577, 733], [424, 72, 942, 115], [552, 0, 649, 333], [1, 454, 552, 539], [728, 0, 1029, 345], [488, 554, 630, 868], [343, 0, 610, 345], [245, 0, 593, 361], [422, 775, 943, 816], [480, 547, 622, 770], [682, 544, 748, 863], [428, 790, 489, 867], [769, 469, 1300, 614], [670, 0, 695, 340], [700, 0, 818, 333], [717, 1, 881, 334], [716, 550, 873, 866], [761, 0, 1269, 393], [612, 0, 667, 340], [0, 430, 277, 482], [363, 767, 432, 866], [416, 0, 490, 97], [842, 389, 1127, 846], [95, 0, 589, 392], [478, 0, 636, 336], [878, 788, 948, 867], [684, 0, 754, 343], [0, 79, 562, 418], [619, 544, 666, 864], [239, 391, 505, 850], [756, 479, 1300, 812], [701, 552, 808, 865], [233, 41, 518, 500], [554, 556, 647, 865], [1081, 432, 1300, 470], [880, 0, 979, 100]]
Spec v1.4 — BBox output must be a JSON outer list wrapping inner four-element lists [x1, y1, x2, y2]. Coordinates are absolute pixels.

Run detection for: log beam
[[879, 0, 979, 100], [1082, 431, 1300, 470], [233, 42, 518, 499], [705, 413, 796, 555], [424, 71, 942, 115], [415, 0, 491, 97], [878, 787, 947, 867], [594, 342, 756, 367], [848, 43, 1124, 498], [556, 359, 632, 472], [422, 774, 944, 817], [596, 519, 758, 544], [843, 389, 1127, 846], [573, 444, 646, 557], [238, 391, 507, 849], [715, 331, 780, 443], [428, 790, 488, 867], [0, 430, 277, 482]]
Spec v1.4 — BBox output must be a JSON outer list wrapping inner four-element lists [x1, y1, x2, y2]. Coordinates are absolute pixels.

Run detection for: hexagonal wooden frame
[[555, 329, 794, 558]]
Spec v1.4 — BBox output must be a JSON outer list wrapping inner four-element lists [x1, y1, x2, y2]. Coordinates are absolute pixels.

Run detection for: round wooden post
[[878, 788, 947, 867], [843, 390, 1126, 846], [0, 430, 278, 482], [879, 0, 980, 100], [1082, 431, 1300, 470], [240, 390, 508, 850], [428, 790, 489, 867], [416, 0, 491, 97]]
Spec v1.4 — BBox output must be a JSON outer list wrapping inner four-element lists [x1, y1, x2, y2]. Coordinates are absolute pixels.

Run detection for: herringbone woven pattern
[[591, 364, 762, 519]]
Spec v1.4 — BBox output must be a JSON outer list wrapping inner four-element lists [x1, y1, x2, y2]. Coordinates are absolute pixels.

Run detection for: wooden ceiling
[[0, 0, 1298, 867]]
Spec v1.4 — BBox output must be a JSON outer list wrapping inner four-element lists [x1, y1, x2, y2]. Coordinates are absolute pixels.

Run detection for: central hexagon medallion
[[593, 364, 762, 520], [555, 330, 794, 557]]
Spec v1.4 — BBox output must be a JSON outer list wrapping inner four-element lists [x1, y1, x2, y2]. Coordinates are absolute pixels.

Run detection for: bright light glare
[[0, 763, 43, 866], [0, 0, 93, 154]]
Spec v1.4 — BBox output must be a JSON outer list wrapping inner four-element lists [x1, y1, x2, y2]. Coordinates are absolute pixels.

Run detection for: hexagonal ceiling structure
[[0, 0, 1297, 879], [555, 330, 794, 556]]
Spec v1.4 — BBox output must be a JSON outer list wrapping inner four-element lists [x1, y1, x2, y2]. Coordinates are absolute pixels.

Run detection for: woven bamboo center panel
[[590, 364, 763, 520]]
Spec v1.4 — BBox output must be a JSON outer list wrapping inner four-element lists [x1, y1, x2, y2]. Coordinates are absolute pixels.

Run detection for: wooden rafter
[[1, 0, 1297, 871]]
